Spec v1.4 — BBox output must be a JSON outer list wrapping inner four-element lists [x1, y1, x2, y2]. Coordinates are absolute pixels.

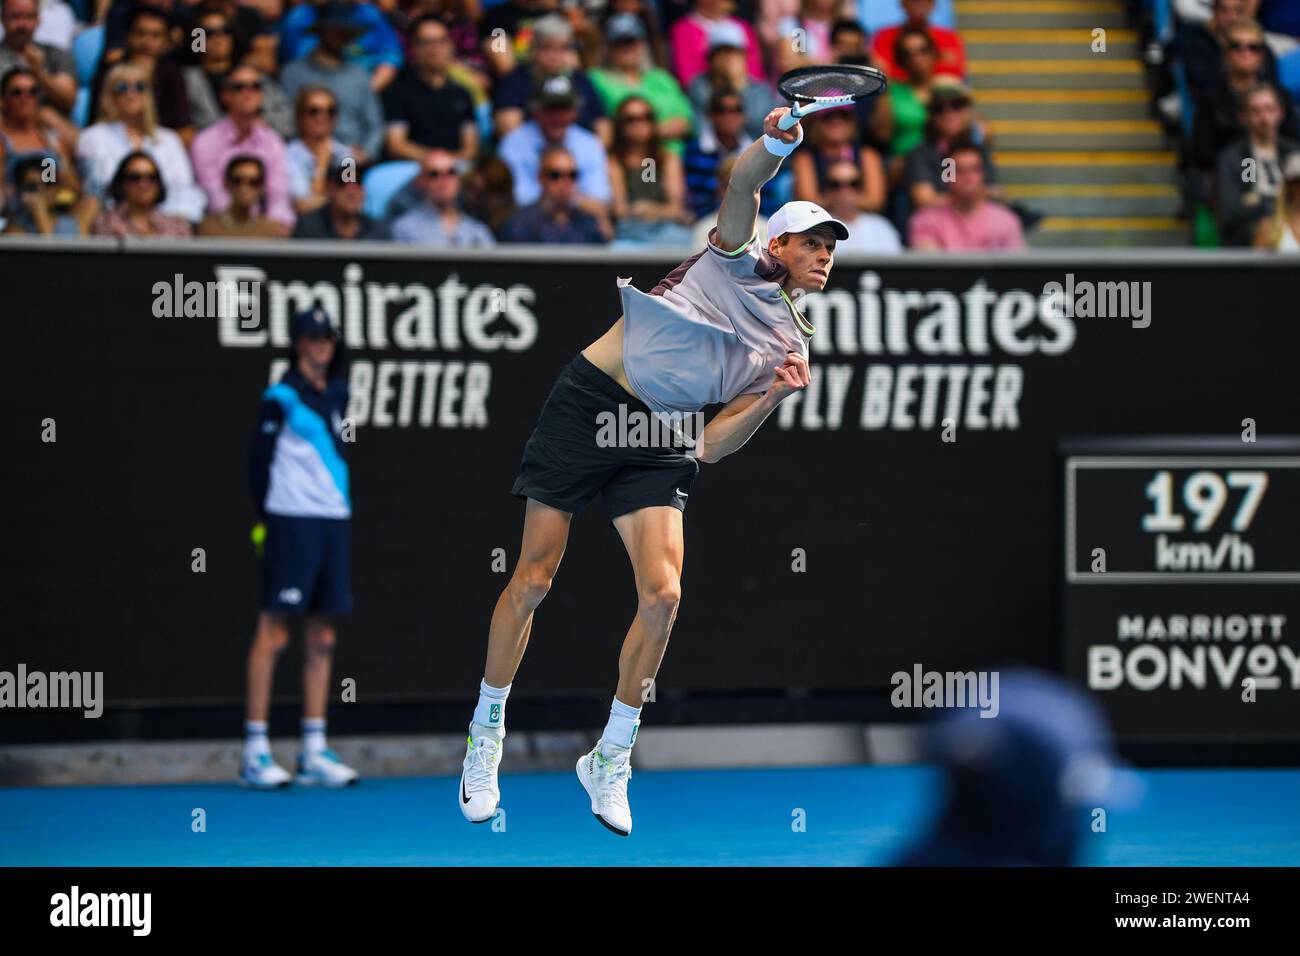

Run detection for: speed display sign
[[1061, 439, 1300, 740]]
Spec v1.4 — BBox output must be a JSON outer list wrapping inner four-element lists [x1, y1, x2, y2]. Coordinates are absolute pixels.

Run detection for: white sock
[[601, 698, 641, 750], [473, 679, 510, 733], [302, 717, 327, 756], [244, 720, 270, 758]]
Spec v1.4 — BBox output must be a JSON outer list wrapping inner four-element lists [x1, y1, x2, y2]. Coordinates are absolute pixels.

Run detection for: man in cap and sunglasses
[[242, 308, 359, 789]]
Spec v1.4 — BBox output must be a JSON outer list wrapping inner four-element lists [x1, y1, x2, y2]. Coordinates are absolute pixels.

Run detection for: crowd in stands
[[0, 0, 1024, 250], [1159, 0, 1300, 248]]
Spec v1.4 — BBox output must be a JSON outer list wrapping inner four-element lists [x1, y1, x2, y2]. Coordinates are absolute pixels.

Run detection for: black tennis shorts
[[511, 352, 701, 520]]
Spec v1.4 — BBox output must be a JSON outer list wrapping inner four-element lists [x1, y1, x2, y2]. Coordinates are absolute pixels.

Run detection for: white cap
[[767, 200, 850, 242]]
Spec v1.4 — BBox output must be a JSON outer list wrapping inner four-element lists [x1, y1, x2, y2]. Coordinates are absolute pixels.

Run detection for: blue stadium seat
[[1279, 48, 1300, 105], [71, 86, 91, 127], [72, 24, 105, 88], [362, 160, 420, 221]]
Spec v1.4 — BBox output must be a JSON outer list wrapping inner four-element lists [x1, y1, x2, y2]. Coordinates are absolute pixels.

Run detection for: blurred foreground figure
[[897, 668, 1135, 866]]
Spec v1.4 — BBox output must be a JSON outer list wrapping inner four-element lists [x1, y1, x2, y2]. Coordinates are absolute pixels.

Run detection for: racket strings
[[779, 70, 884, 103]]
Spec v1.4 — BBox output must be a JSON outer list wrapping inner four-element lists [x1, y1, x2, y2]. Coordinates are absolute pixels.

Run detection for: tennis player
[[241, 308, 360, 789], [460, 105, 847, 835]]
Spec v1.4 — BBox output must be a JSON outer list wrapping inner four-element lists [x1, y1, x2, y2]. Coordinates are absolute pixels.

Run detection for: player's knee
[[508, 562, 554, 611], [638, 575, 681, 624]]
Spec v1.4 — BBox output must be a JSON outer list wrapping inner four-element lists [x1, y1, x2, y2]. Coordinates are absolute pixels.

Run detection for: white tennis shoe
[[460, 723, 503, 823], [577, 741, 633, 836], [296, 749, 360, 787], [239, 752, 292, 789]]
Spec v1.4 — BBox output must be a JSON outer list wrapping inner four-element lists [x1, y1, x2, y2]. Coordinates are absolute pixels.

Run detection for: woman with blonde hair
[[77, 62, 206, 223], [1254, 153, 1300, 251]]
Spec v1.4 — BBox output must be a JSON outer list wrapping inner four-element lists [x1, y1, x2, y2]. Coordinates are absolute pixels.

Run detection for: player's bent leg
[[576, 505, 684, 836], [296, 616, 358, 788], [612, 504, 685, 704], [241, 612, 293, 789], [461, 497, 574, 824]]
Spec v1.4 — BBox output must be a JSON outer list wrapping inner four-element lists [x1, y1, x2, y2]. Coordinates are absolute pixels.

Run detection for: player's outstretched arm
[[715, 107, 803, 251], [693, 352, 811, 463]]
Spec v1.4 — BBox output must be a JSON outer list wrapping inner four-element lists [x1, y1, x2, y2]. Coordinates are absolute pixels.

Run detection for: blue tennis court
[[3, 766, 1297, 866]]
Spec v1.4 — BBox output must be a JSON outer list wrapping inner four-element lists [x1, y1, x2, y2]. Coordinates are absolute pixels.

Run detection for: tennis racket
[[775, 64, 889, 130]]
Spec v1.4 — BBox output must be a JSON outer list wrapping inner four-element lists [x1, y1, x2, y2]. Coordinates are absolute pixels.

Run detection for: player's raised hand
[[766, 351, 811, 401], [764, 107, 801, 144]]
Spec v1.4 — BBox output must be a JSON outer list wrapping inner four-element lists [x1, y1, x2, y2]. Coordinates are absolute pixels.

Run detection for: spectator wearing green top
[[589, 13, 694, 155], [870, 24, 941, 183], [606, 95, 694, 247]]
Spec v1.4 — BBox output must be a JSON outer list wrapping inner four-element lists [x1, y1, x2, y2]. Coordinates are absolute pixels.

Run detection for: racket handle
[[778, 107, 801, 131]]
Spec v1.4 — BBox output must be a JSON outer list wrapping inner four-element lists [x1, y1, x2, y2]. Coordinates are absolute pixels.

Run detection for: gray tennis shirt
[[617, 226, 813, 416]]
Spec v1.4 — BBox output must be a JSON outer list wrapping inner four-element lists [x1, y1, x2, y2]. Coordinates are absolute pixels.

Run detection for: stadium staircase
[[956, 0, 1185, 246]]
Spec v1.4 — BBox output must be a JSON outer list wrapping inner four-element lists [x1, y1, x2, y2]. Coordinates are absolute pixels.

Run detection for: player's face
[[774, 231, 835, 292]]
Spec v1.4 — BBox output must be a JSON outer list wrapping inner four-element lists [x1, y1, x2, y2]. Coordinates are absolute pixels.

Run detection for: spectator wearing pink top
[[908, 139, 1023, 251], [668, 0, 766, 88], [189, 65, 295, 227]]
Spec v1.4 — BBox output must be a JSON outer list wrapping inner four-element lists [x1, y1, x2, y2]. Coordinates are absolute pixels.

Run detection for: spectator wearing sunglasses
[[77, 62, 207, 224], [91, 149, 192, 237], [198, 154, 287, 237], [181, 4, 297, 141], [90, 5, 195, 145], [791, 106, 886, 213], [0, 65, 80, 206], [499, 143, 608, 243], [871, 0, 966, 81], [281, 2, 386, 162], [3, 152, 81, 235], [190, 64, 295, 227], [287, 85, 355, 215], [1192, 21, 1298, 173], [390, 147, 495, 246], [686, 21, 780, 143], [871, 24, 944, 167], [819, 158, 901, 253], [497, 74, 612, 224], [684, 88, 754, 218], [902, 79, 997, 213], [0, 0, 77, 116], [292, 155, 390, 240], [381, 15, 477, 165], [607, 95, 693, 247], [1175, 0, 1281, 106]]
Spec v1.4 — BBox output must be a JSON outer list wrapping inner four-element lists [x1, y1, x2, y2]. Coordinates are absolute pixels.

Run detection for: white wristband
[[762, 125, 804, 157]]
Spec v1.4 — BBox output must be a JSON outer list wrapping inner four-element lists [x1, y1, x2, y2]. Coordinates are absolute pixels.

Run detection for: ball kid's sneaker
[[239, 751, 292, 789], [296, 749, 360, 787]]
